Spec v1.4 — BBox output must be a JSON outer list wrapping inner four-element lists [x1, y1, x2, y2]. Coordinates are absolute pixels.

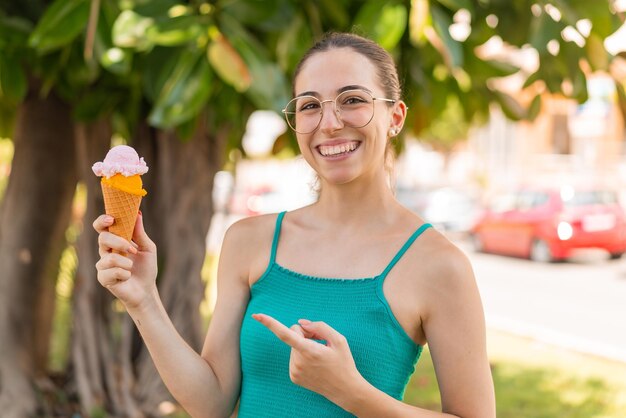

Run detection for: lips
[[317, 140, 361, 157]]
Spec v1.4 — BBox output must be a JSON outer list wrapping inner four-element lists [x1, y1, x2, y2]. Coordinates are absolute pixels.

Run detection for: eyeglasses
[[282, 89, 396, 134]]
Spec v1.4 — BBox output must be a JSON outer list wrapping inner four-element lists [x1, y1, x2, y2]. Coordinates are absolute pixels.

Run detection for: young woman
[[94, 33, 495, 418]]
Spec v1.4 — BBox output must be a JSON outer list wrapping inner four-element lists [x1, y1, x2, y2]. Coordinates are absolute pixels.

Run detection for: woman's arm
[[415, 243, 495, 417], [94, 214, 254, 418]]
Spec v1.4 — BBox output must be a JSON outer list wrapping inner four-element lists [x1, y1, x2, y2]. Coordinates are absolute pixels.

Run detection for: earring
[[389, 128, 398, 136]]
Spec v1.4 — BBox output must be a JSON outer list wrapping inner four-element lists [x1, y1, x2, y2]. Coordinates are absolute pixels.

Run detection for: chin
[[320, 170, 361, 186]]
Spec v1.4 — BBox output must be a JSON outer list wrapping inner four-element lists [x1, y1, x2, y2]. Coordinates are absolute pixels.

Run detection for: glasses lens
[[336, 90, 374, 128], [284, 96, 321, 134], [283, 90, 376, 133]]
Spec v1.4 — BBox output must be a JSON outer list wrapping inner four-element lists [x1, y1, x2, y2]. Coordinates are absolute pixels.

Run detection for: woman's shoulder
[[223, 212, 281, 248], [220, 213, 284, 283], [406, 223, 476, 291]]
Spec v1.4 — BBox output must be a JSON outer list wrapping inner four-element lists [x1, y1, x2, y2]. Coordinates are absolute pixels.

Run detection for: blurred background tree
[[0, 0, 623, 416]]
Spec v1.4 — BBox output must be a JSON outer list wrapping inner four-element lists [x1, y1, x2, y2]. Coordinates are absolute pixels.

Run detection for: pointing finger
[[252, 314, 308, 351]]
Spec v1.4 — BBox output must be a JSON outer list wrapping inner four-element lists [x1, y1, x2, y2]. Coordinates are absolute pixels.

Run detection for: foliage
[[0, 0, 622, 147]]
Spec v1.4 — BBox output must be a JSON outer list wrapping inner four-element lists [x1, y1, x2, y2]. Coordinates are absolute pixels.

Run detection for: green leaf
[[73, 89, 122, 121], [28, 0, 90, 54], [571, 67, 588, 103], [31, 47, 68, 97], [490, 2, 533, 47], [318, 0, 350, 29], [175, 112, 199, 141], [208, 82, 252, 132], [0, 101, 17, 138], [421, 95, 469, 151], [63, 42, 100, 88], [92, 0, 124, 68], [246, 63, 290, 112], [145, 15, 205, 47], [492, 89, 526, 120], [430, 4, 463, 68], [585, 33, 608, 72], [220, 0, 278, 24], [141, 47, 183, 103], [112, 10, 154, 51], [354, 2, 407, 50], [148, 50, 213, 128], [551, 0, 621, 38], [527, 94, 542, 121], [483, 60, 520, 77], [523, 69, 542, 89], [208, 35, 251, 92], [133, 0, 179, 17], [529, 11, 563, 55], [219, 15, 290, 112], [276, 13, 313, 74], [0, 16, 32, 49], [0, 51, 27, 104], [464, 55, 520, 83], [435, 0, 473, 12], [376, 4, 408, 50], [100, 47, 132, 75], [615, 80, 626, 125], [220, 0, 296, 31]]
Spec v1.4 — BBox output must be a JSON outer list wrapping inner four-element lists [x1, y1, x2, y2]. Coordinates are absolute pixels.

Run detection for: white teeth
[[319, 142, 358, 156]]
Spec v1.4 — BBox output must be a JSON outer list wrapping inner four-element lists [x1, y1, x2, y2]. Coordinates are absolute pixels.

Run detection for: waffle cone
[[101, 182, 142, 243]]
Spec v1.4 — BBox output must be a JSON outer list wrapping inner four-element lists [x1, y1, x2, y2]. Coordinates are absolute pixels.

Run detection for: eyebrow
[[295, 85, 374, 98]]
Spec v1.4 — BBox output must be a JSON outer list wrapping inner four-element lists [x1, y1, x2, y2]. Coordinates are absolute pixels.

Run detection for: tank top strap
[[379, 223, 432, 279], [269, 211, 287, 265]]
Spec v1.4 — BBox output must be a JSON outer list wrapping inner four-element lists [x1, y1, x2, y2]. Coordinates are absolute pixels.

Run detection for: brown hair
[[293, 32, 402, 102]]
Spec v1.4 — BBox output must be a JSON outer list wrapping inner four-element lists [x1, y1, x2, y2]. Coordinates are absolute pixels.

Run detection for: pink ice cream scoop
[[92, 145, 149, 178]]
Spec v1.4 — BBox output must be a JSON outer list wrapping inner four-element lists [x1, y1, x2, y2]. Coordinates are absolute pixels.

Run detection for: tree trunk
[[70, 114, 227, 417], [133, 115, 227, 415], [71, 118, 147, 417], [0, 88, 77, 417]]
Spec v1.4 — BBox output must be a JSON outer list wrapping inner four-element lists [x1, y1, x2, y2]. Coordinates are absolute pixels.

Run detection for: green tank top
[[239, 212, 432, 417]]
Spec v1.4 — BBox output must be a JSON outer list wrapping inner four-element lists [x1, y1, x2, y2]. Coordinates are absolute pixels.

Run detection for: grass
[[404, 329, 626, 417]]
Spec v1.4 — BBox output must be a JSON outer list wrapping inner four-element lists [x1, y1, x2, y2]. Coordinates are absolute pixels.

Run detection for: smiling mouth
[[317, 141, 361, 157]]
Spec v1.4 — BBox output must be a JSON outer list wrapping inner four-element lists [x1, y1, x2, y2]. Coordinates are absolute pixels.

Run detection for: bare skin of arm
[[94, 213, 270, 418]]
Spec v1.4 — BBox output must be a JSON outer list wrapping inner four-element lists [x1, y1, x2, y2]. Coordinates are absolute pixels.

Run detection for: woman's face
[[293, 48, 404, 187]]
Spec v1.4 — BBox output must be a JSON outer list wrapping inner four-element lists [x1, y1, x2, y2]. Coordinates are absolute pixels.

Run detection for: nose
[[318, 99, 343, 132]]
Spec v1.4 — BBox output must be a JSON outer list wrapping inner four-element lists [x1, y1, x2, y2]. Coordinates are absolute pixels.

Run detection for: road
[[457, 240, 626, 363]]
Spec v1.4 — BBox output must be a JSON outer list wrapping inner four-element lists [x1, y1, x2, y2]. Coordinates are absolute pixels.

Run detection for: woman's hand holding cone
[[94, 211, 158, 312]]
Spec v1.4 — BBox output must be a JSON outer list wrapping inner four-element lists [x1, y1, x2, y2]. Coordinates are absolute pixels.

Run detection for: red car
[[471, 186, 626, 262]]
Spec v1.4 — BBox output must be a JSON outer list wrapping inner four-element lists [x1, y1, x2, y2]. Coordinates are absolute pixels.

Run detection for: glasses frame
[[282, 89, 396, 134]]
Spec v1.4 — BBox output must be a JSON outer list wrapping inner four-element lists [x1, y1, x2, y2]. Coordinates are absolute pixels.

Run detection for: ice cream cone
[[93, 145, 148, 256], [101, 182, 142, 244]]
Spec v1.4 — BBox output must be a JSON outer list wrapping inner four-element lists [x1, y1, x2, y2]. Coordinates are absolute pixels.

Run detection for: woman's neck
[[312, 174, 399, 227]]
